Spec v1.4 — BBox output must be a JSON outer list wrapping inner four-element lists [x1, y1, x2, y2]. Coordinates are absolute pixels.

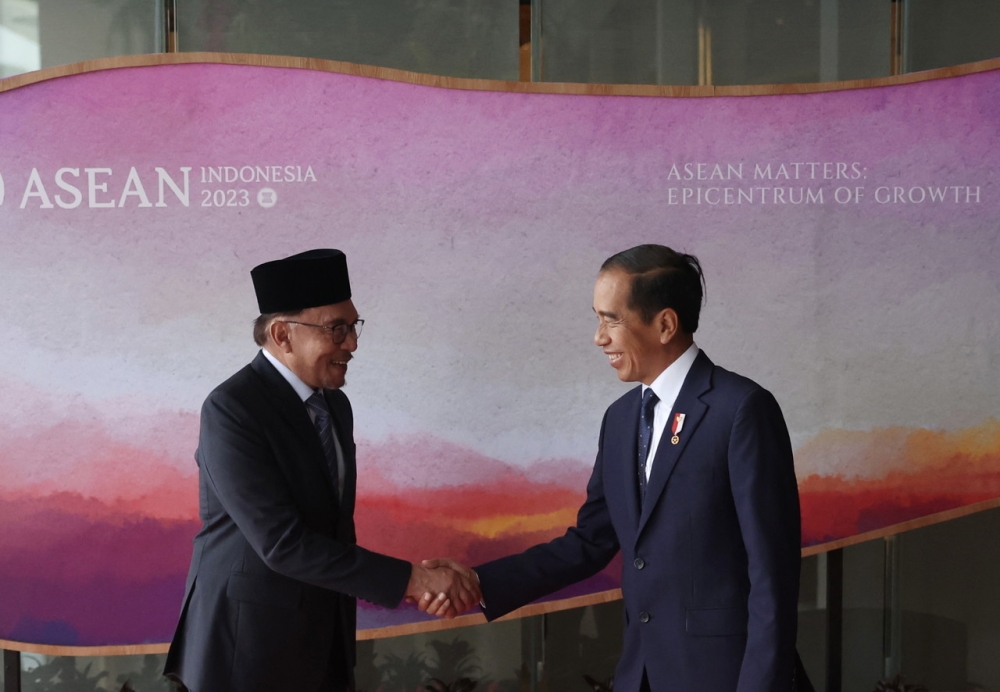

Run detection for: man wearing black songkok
[[165, 249, 479, 692]]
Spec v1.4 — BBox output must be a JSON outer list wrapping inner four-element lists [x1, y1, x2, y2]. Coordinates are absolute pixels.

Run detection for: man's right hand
[[405, 559, 481, 619]]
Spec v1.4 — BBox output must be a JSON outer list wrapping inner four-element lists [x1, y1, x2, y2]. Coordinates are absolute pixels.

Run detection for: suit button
[[639, 612, 650, 623], [633, 558, 645, 569]]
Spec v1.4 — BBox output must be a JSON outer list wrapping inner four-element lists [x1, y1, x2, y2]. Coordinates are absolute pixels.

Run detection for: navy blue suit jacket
[[476, 352, 801, 692], [165, 352, 412, 692]]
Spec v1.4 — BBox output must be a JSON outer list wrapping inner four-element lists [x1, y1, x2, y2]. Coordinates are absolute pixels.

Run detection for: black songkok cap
[[251, 249, 352, 314]]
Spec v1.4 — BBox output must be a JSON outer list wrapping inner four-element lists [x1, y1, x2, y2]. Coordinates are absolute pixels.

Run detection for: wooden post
[[890, 0, 905, 76], [164, 0, 177, 53], [519, 0, 531, 82]]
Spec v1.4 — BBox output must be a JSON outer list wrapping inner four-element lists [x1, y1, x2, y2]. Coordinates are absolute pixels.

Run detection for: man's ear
[[657, 308, 680, 345], [269, 319, 293, 353]]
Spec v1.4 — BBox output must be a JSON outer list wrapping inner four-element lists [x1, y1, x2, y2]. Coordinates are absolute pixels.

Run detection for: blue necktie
[[638, 388, 659, 504], [306, 391, 340, 495]]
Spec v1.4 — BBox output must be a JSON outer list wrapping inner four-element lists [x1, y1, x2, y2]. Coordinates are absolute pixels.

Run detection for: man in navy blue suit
[[424, 244, 801, 692]]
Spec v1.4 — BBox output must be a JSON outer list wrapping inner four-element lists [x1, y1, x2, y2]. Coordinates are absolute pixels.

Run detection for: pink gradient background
[[0, 63, 998, 646]]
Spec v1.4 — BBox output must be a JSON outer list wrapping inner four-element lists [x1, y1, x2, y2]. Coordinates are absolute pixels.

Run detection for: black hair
[[600, 244, 705, 333]]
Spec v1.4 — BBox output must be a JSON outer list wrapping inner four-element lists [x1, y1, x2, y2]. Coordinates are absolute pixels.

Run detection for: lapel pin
[[671, 412, 686, 445]]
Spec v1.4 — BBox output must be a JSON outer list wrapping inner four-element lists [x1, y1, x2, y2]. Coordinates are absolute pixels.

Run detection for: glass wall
[[905, 0, 1000, 72], [175, 0, 519, 80], [2, 0, 163, 78], [533, 0, 1000, 85], [533, 0, 892, 85], [896, 508, 1000, 690], [4, 0, 1000, 85], [0, 0, 40, 78], [20, 653, 177, 692], [36, 0, 163, 68]]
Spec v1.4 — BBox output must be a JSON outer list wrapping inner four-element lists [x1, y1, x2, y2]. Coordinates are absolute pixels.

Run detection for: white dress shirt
[[261, 348, 345, 499], [641, 342, 700, 481]]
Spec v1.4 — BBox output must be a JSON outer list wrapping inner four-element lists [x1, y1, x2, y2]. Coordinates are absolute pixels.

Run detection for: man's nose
[[594, 324, 609, 346], [343, 331, 359, 351]]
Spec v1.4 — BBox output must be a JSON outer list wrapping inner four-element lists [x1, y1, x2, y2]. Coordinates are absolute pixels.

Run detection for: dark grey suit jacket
[[165, 352, 412, 692]]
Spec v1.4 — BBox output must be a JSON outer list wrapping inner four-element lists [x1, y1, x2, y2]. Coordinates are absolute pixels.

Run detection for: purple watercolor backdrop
[[0, 62, 998, 647]]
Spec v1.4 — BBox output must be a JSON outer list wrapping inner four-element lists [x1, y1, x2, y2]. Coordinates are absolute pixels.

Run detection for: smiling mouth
[[607, 353, 622, 364]]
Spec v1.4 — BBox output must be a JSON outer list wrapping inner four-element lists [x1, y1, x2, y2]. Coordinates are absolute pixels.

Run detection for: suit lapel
[[251, 352, 319, 445], [250, 352, 341, 506], [636, 351, 714, 539], [613, 387, 644, 531]]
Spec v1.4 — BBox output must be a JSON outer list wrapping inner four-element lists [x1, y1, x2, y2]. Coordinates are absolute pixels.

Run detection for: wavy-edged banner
[[1, 56, 998, 651]]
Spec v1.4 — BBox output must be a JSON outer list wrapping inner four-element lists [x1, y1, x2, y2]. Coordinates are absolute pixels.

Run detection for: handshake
[[405, 558, 481, 620]]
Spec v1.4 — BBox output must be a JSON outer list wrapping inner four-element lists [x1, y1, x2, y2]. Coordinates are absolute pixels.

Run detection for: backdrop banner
[[0, 59, 998, 648]]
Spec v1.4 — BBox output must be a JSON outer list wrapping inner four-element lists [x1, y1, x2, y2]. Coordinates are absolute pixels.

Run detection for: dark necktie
[[306, 391, 340, 496], [638, 388, 659, 503]]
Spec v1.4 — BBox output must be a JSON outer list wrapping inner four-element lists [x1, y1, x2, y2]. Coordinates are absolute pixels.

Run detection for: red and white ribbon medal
[[671, 413, 686, 445]]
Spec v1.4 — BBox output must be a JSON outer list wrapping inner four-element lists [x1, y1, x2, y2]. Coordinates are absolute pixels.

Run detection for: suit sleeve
[[198, 388, 412, 608], [728, 387, 801, 692], [475, 412, 621, 620]]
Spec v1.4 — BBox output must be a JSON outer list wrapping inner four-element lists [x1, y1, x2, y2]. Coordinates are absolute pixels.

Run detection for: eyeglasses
[[280, 319, 364, 344]]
